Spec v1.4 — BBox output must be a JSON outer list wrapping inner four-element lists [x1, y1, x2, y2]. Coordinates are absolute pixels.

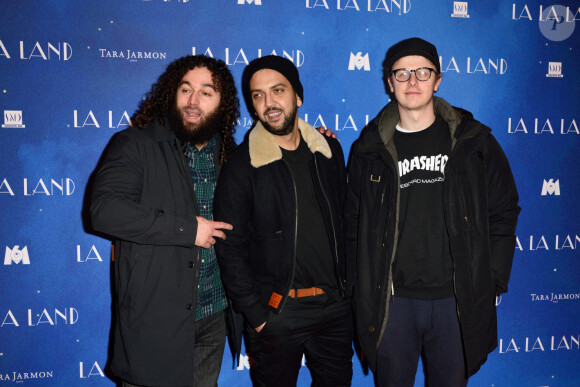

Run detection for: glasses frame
[[390, 67, 438, 82]]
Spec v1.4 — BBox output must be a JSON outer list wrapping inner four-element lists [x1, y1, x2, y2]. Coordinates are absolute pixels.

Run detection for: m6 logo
[[541, 179, 560, 196], [4, 246, 30, 265], [348, 52, 370, 71]]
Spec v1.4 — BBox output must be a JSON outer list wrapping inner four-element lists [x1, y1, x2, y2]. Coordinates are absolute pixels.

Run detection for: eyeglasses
[[390, 67, 437, 82]]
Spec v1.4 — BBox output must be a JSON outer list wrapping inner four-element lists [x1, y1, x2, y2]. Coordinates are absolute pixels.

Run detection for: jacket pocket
[[250, 227, 284, 277], [119, 250, 151, 326], [455, 151, 486, 233]]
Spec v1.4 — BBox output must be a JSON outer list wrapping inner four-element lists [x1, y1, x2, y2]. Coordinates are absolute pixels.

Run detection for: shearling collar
[[248, 118, 332, 168]]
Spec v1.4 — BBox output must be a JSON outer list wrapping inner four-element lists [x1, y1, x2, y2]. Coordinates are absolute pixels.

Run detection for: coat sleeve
[[485, 134, 520, 294], [89, 131, 198, 247], [214, 159, 269, 329]]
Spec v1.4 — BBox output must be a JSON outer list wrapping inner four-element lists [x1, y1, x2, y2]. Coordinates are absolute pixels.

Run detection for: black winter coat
[[214, 120, 354, 353], [347, 97, 520, 377], [90, 121, 230, 386]]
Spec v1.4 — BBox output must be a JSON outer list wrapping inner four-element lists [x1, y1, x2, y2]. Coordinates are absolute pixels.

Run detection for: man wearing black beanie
[[214, 55, 355, 386], [347, 38, 520, 386]]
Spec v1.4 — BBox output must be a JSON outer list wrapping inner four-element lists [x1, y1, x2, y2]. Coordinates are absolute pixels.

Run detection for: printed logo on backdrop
[[192, 47, 304, 67], [439, 56, 507, 74], [546, 61, 563, 77], [77, 245, 104, 263], [98, 49, 167, 62], [515, 234, 579, 251], [531, 292, 580, 303], [71, 110, 131, 129], [0, 178, 76, 196], [541, 179, 560, 196], [238, 0, 262, 4], [302, 113, 371, 131], [79, 361, 105, 379], [306, 0, 411, 14], [1, 308, 78, 327], [4, 246, 30, 265], [508, 117, 578, 134], [498, 333, 579, 353], [2, 110, 25, 128], [237, 117, 255, 131], [0, 40, 72, 60], [0, 371, 54, 382], [451, 2, 470, 18], [348, 52, 371, 71]]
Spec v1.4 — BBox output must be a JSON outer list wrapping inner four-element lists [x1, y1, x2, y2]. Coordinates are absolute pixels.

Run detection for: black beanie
[[383, 37, 440, 74], [242, 55, 304, 111]]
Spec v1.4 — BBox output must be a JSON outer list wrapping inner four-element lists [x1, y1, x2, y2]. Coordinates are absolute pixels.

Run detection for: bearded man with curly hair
[[90, 55, 241, 387]]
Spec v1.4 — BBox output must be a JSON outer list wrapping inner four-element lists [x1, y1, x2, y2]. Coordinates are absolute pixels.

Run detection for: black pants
[[192, 310, 227, 387], [122, 310, 226, 387], [244, 295, 354, 387]]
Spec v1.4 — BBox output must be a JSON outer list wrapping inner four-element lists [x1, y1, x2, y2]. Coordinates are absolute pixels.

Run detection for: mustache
[[181, 106, 202, 114], [264, 107, 282, 115]]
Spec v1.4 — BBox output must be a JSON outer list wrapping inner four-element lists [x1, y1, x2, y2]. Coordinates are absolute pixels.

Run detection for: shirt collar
[[184, 135, 217, 156]]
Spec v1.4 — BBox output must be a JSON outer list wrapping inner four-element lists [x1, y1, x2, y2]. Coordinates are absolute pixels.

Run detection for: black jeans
[[193, 309, 227, 387], [244, 295, 353, 387]]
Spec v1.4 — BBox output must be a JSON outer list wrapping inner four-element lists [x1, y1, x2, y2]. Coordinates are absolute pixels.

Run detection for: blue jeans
[[375, 297, 468, 387]]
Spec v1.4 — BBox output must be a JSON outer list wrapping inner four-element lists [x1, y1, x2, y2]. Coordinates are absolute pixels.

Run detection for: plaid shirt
[[183, 136, 227, 321]]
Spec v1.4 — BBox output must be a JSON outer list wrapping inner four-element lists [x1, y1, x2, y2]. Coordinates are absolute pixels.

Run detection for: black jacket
[[214, 119, 354, 350], [90, 121, 233, 386], [347, 97, 520, 376]]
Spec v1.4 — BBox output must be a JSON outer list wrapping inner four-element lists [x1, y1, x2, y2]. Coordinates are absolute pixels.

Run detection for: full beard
[[261, 104, 297, 137], [169, 104, 222, 146]]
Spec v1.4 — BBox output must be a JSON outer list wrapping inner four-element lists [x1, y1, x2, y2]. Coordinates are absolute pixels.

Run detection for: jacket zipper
[[278, 159, 298, 312], [378, 153, 399, 346], [444, 127, 479, 323], [380, 190, 394, 299]]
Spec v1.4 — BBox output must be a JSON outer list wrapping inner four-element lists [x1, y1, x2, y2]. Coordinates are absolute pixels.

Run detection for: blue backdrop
[[1, 1, 579, 386]]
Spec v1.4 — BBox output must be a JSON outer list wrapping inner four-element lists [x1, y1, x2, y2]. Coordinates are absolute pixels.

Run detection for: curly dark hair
[[131, 55, 239, 164]]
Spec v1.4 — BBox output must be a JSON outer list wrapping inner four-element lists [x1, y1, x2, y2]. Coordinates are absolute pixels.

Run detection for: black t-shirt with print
[[393, 116, 454, 300]]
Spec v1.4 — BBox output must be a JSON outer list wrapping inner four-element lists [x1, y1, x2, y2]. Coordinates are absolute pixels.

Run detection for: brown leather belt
[[288, 287, 325, 298]]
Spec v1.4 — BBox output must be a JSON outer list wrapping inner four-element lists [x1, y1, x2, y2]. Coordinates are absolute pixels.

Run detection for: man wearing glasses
[[347, 38, 520, 386]]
